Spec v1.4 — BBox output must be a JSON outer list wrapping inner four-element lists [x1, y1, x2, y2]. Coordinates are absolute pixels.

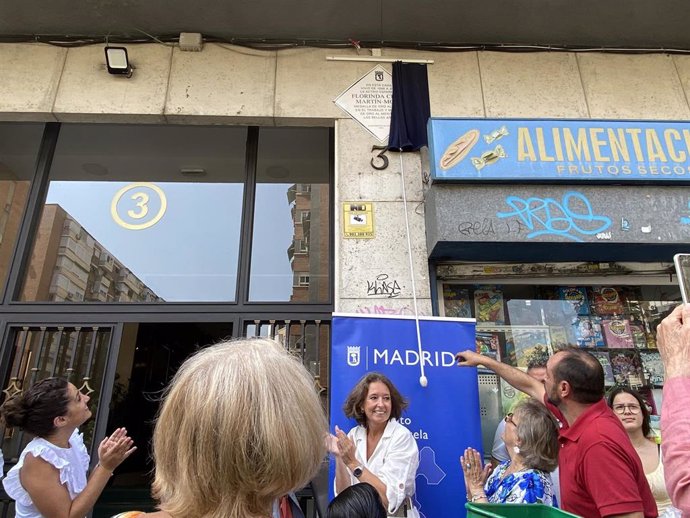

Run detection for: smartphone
[[674, 253, 690, 304]]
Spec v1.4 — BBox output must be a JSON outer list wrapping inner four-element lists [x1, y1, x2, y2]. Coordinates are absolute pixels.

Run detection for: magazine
[[442, 284, 472, 318], [558, 286, 590, 316], [629, 320, 648, 349], [590, 316, 605, 347], [474, 287, 505, 324], [609, 350, 645, 386], [500, 332, 517, 366], [601, 318, 635, 348], [641, 301, 678, 348], [639, 350, 665, 387], [475, 331, 501, 360], [591, 286, 625, 316], [572, 316, 604, 347], [590, 351, 616, 386], [511, 327, 552, 369]]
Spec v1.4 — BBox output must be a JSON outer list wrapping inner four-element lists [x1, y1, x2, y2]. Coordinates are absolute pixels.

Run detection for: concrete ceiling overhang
[[2, 0, 690, 50]]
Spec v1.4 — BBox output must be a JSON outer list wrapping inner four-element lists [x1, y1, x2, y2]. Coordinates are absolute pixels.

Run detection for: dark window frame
[[0, 123, 334, 314], [0, 121, 334, 412], [0, 122, 334, 517]]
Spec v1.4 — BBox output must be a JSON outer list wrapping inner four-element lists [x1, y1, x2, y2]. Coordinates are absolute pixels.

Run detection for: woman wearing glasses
[[461, 399, 559, 506], [607, 387, 679, 517]]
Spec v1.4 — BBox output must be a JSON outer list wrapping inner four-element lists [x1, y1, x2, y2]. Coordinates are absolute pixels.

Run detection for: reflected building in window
[[284, 182, 330, 385], [22, 204, 161, 302], [0, 180, 30, 294], [287, 182, 329, 303]]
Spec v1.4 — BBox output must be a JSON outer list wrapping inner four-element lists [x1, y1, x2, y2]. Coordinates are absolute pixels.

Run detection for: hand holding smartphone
[[673, 253, 690, 304]]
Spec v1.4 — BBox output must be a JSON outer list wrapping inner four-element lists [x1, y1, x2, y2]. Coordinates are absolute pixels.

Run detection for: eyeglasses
[[612, 404, 641, 415], [504, 413, 517, 426]]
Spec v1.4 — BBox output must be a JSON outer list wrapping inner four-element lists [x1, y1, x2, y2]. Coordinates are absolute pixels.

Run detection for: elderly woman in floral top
[[462, 399, 559, 506]]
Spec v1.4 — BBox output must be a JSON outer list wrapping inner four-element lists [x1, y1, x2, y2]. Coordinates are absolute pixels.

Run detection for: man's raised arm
[[455, 350, 546, 402]]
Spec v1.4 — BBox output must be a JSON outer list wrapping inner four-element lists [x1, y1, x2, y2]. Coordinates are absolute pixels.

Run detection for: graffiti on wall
[[496, 191, 612, 242], [456, 218, 527, 238], [366, 273, 402, 298], [355, 305, 414, 315]]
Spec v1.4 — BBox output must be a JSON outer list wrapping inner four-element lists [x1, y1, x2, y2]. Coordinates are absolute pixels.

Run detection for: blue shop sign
[[428, 118, 690, 182]]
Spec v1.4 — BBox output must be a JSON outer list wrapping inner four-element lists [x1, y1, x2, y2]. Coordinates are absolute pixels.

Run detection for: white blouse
[[342, 419, 420, 518], [3, 429, 90, 518]]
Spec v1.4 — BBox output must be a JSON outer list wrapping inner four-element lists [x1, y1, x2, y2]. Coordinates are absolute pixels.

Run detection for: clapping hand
[[333, 426, 357, 466], [461, 447, 492, 496], [97, 427, 136, 472], [326, 432, 340, 456]]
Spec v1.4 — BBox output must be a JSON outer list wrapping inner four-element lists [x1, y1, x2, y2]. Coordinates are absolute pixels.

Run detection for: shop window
[[249, 127, 330, 303], [0, 123, 43, 299], [19, 124, 247, 302], [439, 261, 680, 413]]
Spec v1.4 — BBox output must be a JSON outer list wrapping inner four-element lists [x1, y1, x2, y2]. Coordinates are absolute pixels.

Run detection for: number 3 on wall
[[370, 145, 389, 171]]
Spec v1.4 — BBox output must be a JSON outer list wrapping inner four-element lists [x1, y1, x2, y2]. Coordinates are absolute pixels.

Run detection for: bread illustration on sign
[[439, 129, 480, 170]]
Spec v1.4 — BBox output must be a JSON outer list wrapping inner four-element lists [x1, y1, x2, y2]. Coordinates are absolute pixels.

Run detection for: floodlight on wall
[[105, 46, 133, 77]]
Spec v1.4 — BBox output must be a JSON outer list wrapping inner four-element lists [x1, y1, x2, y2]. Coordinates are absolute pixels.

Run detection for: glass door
[[0, 323, 120, 518], [0, 324, 117, 464]]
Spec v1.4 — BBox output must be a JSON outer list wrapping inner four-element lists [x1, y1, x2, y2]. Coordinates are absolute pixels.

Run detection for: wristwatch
[[352, 465, 364, 479]]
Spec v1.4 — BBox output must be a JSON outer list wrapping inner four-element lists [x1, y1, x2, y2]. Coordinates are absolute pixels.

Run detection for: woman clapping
[[1, 378, 135, 518], [462, 399, 558, 506], [330, 372, 419, 518]]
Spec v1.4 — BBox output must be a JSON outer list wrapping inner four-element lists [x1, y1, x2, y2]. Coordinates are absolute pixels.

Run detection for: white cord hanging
[[398, 150, 428, 388]]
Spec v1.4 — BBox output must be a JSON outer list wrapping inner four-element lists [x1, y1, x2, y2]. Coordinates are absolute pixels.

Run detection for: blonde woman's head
[[151, 338, 328, 518]]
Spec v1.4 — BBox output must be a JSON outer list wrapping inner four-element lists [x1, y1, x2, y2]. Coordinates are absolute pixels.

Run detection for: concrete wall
[[3, 44, 690, 314]]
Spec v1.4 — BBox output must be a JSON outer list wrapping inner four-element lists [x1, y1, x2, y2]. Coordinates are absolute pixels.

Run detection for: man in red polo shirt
[[456, 347, 657, 518]]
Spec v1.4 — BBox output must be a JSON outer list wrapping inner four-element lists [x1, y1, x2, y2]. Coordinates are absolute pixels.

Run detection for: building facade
[[1, 42, 690, 514]]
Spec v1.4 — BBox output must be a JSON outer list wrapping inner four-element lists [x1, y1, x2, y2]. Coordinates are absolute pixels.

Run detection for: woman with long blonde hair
[[113, 338, 327, 518]]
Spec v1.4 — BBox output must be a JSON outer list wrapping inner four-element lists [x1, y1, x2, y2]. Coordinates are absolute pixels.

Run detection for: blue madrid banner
[[330, 313, 480, 518], [428, 118, 690, 182]]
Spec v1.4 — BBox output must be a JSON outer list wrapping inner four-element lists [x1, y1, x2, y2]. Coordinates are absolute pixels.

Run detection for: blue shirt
[[485, 462, 556, 506]]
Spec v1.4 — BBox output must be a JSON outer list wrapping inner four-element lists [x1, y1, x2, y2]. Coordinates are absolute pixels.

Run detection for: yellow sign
[[343, 202, 374, 238], [111, 182, 167, 230]]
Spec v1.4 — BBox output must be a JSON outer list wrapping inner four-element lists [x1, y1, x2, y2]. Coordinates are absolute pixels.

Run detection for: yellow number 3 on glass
[[111, 182, 167, 230]]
